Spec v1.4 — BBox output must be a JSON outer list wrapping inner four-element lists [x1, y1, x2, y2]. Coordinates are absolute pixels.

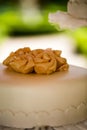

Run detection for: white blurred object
[[49, 0, 87, 29], [19, 0, 42, 23], [68, 0, 87, 19]]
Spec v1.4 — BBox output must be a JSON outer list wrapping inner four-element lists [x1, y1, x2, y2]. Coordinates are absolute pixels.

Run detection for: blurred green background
[[0, 0, 87, 56]]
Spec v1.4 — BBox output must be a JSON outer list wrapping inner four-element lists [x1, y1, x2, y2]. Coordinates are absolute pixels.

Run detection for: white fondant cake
[[68, 0, 87, 19], [0, 64, 87, 128]]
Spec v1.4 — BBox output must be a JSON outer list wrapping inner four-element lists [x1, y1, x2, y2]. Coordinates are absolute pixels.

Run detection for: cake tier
[[68, 0, 87, 19], [0, 64, 87, 128]]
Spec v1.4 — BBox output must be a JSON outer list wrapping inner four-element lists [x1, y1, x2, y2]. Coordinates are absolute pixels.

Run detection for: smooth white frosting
[[0, 64, 87, 128], [68, 0, 87, 19]]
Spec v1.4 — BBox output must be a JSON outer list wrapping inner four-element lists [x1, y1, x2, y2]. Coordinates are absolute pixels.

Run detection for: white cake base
[[56, 120, 87, 130], [0, 120, 87, 130], [0, 64, 87, 128]]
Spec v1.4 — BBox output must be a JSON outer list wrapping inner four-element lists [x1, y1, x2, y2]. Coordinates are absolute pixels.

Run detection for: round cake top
[[0, 64, 87, 88]]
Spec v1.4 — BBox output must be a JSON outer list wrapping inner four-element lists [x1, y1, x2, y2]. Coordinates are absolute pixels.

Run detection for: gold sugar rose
[[3, 47, 69, 74]]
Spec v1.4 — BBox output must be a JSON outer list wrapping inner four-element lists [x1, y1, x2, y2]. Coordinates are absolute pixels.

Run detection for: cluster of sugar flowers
[[3, 47, 69, 74]]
